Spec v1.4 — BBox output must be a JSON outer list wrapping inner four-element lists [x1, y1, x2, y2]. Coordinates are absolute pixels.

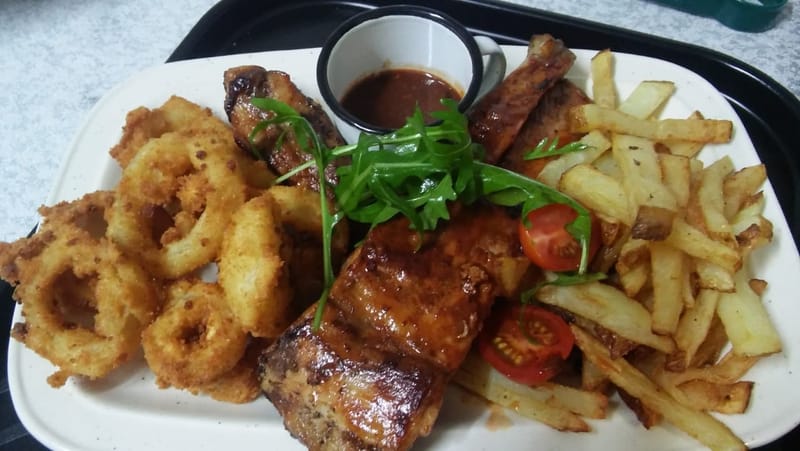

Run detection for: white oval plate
[[8, 46, 800, 451]]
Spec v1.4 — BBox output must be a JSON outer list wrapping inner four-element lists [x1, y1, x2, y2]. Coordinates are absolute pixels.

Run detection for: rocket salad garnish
[[250, 98, 594, 329]]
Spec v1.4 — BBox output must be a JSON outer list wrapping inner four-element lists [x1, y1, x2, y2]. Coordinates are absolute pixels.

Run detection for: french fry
[[649, 241, 684, 335], [591, 224, 629, 273], [631, 205, 676, 241], [591, 151, 623, 179], [538, 382, 608, 419], [665, 218, 741, 273], [569, 104, 733, 143], [618, 261, 650, 298], [537, 130, 611, 187], [559, 164, 632, 224], [537, 282, 674, 353], [648, 353, 753, 415], [591, 49, 617, 109], [616, 238, 652, 297], [617, 80, 675, 119], [657, 350, 759, 417], [731, 192, 767, 235], [675, 379, 752, 414], [582, 355, 610, 391], [613, 134, 679, 213], [680, 265, 695, 308], [723, 164, 767, 219], [673, 289, 720, 368], [717, 270, 782, 356], [690, 317, 730, 367], [693, 258, 735, 292], [599, 219, 624, 247], [613, 134, 660, 177], [660, 111, 708, 158], [731, 194, 773, 254], [659, 153, 691, 208], [616, 238, 650, 273], [618, 389, 663, 428], [689, 156, 706, 187], [480, 48, 780, 449], [453, 353, 594, 432], [669, 351, 761, 386], [697, 157, 736, 246], [572, 326, 747, 451]]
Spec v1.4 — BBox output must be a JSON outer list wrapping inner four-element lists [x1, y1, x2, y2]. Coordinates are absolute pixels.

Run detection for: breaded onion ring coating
[[37, 191, 115, 239], [268, 185, 349, 253], [0, 200, 159, 387], [218, 192, 293, 338], [240, 158, 276, 194], [107, 130, 247, 279], [110, 96, 231, 168], [191, 337, 271, 404], [109, 95, 275, 191], [1, 191, 115, 286], [269, 185, 350, 309], [218, 185, 350, 338], [142, 279, 248, 389]]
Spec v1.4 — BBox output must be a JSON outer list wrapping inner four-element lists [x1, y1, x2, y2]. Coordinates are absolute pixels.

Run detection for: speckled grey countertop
[[0, 0, 798, 242]]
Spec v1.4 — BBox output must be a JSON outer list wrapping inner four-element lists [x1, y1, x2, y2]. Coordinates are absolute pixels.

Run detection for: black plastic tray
[[4, 0, 800, 449]]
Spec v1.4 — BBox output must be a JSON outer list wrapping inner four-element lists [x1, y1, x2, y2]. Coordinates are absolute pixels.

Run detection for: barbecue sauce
[[341, 68, 462, 129]]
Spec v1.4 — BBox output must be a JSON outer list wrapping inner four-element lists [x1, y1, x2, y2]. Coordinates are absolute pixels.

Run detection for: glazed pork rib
[[499, 79, 592, 179], [468, 34, 576, 164], [259, 205, 528, 450], [229, 33, 582, 449], [223, 67, 345, 191]]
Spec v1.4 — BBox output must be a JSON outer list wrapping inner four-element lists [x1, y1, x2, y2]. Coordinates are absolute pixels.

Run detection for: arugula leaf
[[333, 100, 480, 234], [250, 98, 598, 329], [248, 97, 339, 328], [524, 137, 590, 161]]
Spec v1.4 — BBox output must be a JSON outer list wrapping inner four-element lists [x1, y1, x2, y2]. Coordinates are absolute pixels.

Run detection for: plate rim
[[8, 45, 800, 451]]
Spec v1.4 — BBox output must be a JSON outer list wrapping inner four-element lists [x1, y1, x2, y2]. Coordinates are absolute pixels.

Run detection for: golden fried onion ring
[[107, 130, 247, 279], [191, 337, 271, 404], [0, 194, 159, 387], [142, 279, 248, 389], [110, 96, 230, 168], [218, 185, 351, 338], [37, 190, 114, 239], [218, 191, 293, 338], [269, 185, 350, 308], [109, 95, 275, 190]]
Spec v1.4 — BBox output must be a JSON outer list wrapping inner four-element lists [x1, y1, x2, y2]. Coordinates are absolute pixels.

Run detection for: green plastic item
[[652, 0, 787, 32]]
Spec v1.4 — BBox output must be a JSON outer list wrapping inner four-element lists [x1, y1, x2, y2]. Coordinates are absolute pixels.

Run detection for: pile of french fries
[[454, 49, 780, 451]]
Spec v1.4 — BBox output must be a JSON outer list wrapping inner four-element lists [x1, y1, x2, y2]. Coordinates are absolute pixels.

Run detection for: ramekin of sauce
[[341, 68, 462, 130], [317, 5, 506, 144]]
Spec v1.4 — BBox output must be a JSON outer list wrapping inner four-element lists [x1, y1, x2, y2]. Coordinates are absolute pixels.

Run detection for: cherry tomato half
[[518, 203, 601, 272], [477, 303, 574, 385]]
